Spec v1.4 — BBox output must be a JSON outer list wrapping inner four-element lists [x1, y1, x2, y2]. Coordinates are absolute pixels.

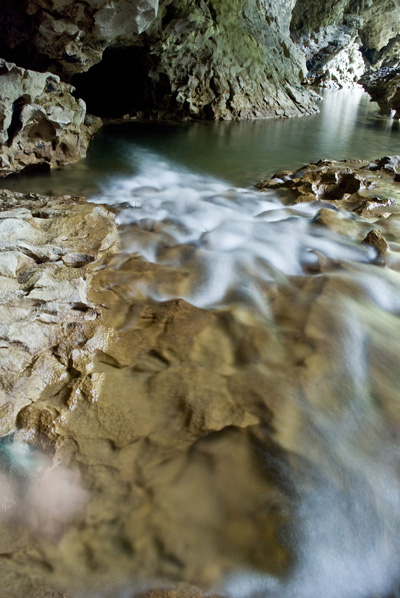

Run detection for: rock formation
[[0, 58, 101, 176], [1, 156, 400, 596], [290, 0, 400, 107], [359, 65, 400, 118], [0, 189, 118, 437], [256, 155, 400, 219], [0, 0, 399, 172]]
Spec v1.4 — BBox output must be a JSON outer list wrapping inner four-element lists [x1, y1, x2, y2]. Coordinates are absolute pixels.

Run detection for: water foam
[[89, 149, 400, 598]]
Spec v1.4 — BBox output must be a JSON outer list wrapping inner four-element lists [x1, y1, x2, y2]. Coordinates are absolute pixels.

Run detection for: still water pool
[[2, 88, 399, 195]]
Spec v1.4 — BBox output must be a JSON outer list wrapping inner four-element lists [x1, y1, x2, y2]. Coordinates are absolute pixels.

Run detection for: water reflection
[[0, 89, 399, 196]]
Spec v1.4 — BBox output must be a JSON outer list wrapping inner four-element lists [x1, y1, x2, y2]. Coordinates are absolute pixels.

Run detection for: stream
[[1, 88, 400, 598]]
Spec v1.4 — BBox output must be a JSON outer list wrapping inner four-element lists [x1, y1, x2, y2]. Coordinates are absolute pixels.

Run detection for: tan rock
[[0, 189, 117, 437], [362, 228, 389, 255]]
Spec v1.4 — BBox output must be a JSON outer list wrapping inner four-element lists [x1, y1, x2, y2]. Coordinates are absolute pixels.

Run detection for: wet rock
[[0, 189, 118, 438], [257, 158, 400, 216], [359, 66, 400, 118], [137, 586, 220, 598], [362, 228, 389, 255], [312, 207, 360, 239], [0, 59, 101, 176]]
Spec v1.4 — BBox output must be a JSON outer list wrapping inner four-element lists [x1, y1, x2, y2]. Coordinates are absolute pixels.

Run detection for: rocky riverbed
[[1, 156, 400, 597]]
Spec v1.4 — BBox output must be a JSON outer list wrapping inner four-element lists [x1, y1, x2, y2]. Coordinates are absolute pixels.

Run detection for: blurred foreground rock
[[1, 163, 400, 597]]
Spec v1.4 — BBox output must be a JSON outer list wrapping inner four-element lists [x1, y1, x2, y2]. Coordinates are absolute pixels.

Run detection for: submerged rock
[[0, 59, 101, 177]]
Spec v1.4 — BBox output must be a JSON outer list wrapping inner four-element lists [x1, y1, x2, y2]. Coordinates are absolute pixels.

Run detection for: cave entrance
[[72, 46, 153, 118]]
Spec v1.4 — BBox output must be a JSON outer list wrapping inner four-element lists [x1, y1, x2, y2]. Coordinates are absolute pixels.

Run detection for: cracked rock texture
[[359, 65, 400, 118], [0, 59, 101, 177], [291, 0, 400, 96], [0, 0, 159, 77], [297, 24, 365, 88], [0, 189, 117, 439], [256, 156, 400, 219], [136, 0, 319, 119], [0, 0, 320, 120], [0, 0, 399, 132]]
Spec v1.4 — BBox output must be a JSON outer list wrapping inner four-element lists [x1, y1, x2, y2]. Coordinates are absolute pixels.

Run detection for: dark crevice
[[0, 0, 50, 73], [72, 46, 154, 118], [6, 96, 28, 146]]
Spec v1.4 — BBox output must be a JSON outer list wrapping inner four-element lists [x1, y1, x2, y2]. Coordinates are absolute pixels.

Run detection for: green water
[[1, 88, 399, 196]]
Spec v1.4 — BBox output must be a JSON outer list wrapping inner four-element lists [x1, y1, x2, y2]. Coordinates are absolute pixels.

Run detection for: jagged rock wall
[[0, 0, 159, 77], [0, 0, 321, 121], [0, 0, 399, 165], [359, 65, 400, 117], [136, 0, 319, 119], [290, 0, 400, 105], [0, 58, 101, 177], [298, 24, 365, 88]]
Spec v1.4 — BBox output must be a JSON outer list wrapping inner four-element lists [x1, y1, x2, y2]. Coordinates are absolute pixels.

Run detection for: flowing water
[[2, 89, 400, 598]]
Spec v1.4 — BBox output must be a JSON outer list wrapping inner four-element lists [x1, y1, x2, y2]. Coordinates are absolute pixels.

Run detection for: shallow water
[[2, 89, 400, 598]]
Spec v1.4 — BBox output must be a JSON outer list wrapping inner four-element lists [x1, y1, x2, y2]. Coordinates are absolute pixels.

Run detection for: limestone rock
[[0, 0, 320, 120], [359, 66, 400, 118], [296, 25, 365, 88], [0, 59, 101, 176], [362, 228, 389, 255], [133, 0, 319, 120], [0, 189, 118, 438], [0, 0, 159, 77], [290, 0, 400, 102], [257, 157, 400, 217], [137, 586, 221, 598]]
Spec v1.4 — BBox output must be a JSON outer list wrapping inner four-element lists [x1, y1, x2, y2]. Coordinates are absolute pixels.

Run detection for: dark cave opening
[[72, 46, 153, 118]]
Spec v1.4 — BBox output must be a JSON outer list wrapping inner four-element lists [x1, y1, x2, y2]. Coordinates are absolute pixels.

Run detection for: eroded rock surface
[[257, 156, 400, 219], [296, 25, 365, 88], [0, 0, 321, 120], [359, 66, 400, 118], [134, 0, 319, 119], [0, 59, 101, 177], [0, 0, 159, 77], [0, 189, 117, 439], [290, 0, 400, 100], [1, 157, 400, 597]]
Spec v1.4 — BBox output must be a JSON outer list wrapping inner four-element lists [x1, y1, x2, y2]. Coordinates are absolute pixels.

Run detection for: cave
[[72, 46, 153, 118]]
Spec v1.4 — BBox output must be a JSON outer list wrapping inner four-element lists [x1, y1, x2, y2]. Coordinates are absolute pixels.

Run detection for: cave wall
[[0, 0, 399, 174], [290, 0, 400, 111], [135, 0, 319, 120]]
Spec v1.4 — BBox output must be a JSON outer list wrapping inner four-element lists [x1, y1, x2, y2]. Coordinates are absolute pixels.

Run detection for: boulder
[[0, 59, 101, 176], [359, 66, 400, 119], [257, 157, 400, 218]]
